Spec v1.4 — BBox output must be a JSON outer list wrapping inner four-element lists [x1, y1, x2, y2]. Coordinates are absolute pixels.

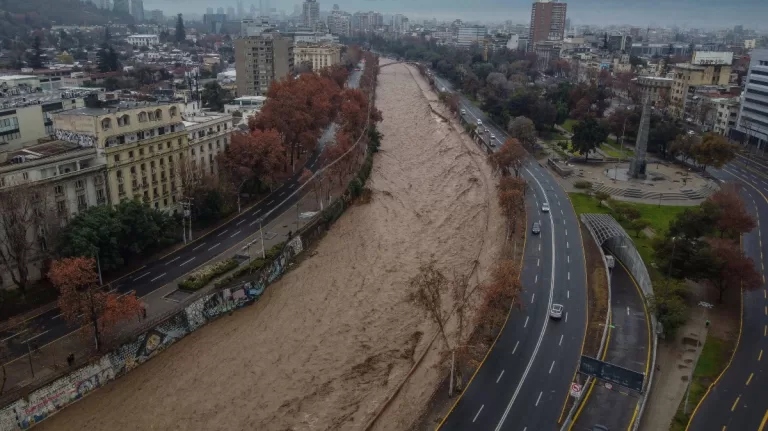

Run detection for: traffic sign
[[570, 383, 582, 398], [579, 355, 645, 393]]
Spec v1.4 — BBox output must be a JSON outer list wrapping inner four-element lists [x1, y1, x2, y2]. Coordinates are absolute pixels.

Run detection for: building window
[[138, 112, 148, 122], [148, 111, 155, 121], [208, 142, 212, 151], [77, 194, 87, 208], [97, 188, 105, 200], [166, 142, 171, 149], [54, 185, 64, 195], [178, 138, 182, 147], [118, 184, 125, 194], [155, 109, 163, 121], [169, 106, 178, 117], [114, 154, 120, 163], [101, 118, 111, 130], [117, 114, 130, 127], [22, 172, 29, 180], [75, 180, 84, 189], [57, 201, 66, 213]]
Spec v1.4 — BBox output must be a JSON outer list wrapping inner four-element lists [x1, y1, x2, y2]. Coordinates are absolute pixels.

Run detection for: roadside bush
[[348, 177, 363, 197], [178, 258, 239, 291], [573, 180, 592, 189]]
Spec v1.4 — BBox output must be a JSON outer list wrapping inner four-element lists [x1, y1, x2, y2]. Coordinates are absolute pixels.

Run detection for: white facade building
[[183, 113, 232, 179], [737, 49, 768, 147], [126, 34, 160, 47]]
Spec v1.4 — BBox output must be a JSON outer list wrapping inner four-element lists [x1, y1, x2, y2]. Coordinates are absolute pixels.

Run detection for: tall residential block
[[302, 0, 320, 29], [112, 0, 129, 15], [235, 33, 295, 96], [737, 48, 768, 147], [528, 0, 567, 46], [130, 0, 144, 22], [670, 51, 733, 119]]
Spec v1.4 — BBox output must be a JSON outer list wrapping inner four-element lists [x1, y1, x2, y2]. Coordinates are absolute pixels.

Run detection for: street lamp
[[236, 178, 249, 213], [256, 216, 266, 259]]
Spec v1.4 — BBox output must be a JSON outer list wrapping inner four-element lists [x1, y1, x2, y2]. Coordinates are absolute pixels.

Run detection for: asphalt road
[[687, 154, 768, 431], [0, 67, 363, 363], [432, 74, 588, 431], [572, 260, 649, 431]]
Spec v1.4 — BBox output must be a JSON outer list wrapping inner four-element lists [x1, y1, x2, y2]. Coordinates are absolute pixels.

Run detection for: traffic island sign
[[570, 382, 582, 398]]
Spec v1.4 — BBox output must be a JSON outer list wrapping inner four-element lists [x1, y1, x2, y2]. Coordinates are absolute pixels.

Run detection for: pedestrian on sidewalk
[[142, 306, 147, 320], [67, 353, 75, 367]]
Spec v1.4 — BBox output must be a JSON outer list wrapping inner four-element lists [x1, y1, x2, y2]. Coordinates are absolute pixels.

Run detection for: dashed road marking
[[549, 361, 555, 374], [208, 243, 220, 251], [217, 229, 228, 237], [565, 312, 569, 322], [513, 341, 520, 354], [559, 334, 563, 346], [134, 272, 151, 281], [496, 370, 505, 383], [531, 293, 535, 303], [473, 405, 484, 423], [150, 273, 166, 282], [192, 243, 205, 251], [524, 316, 529, 328], [535, 391, 543, 406], [230, 230, 241, 238], [180, 257, 195, 266], [165, 257, 180, 265]]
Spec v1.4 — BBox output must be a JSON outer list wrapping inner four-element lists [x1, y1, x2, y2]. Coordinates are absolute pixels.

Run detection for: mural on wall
[[55, 130, 96, 148], [0, 237, 305, 431]]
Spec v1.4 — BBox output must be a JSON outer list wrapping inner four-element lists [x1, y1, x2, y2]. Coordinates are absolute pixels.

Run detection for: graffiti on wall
[[0, 237, 305, 431], [55, 129, 96, 147]]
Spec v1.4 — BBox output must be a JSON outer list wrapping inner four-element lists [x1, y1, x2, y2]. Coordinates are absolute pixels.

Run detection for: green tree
[[693, 133, 738, 171], [629, 218, 651, 237], [97, 44, 120, 72], [594, 191, 610, 206], [647, 281, 688, 337], [28, 35, 44, 68], [571, 117, 608, 162], [175, 14, 186, 43], [201, 82, 232, 112]]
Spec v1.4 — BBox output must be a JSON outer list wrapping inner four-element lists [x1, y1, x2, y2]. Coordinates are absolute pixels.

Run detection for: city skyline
[[142, 0, 768, 30]]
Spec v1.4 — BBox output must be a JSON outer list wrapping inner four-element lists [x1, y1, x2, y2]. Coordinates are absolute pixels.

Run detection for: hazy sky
[[143, 0, 768, 30]]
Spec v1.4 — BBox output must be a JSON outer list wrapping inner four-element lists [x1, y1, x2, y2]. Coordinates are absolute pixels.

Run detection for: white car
[[550, 304, 563, 320], [477, 119, 483, 126], [461, 109, 466, 115], [541, 202, 550, 212], [490, 133, 496, 140]]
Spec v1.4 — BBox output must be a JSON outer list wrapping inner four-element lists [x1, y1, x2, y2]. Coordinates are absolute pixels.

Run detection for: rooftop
[[232, 95, 266, 102], [58, 101, 179, 117], [0, 87, 102, 109], [0, 140, 86, 168], [182, 113, 229, 126], [673, 63, 707, 71]]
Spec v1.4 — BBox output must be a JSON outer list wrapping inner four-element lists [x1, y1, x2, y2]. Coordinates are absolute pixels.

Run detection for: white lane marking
[[278, 191, 285, 197], [495, 168, 557, 431], [19, 330, 50, 344], [537, 258, 540, 267], [165, 257, 180, 266], [249, 219, 259, 227], [565, 312, 569, 322], [217, 229, 228, 237], [561, 209, 564, 215], [192, 243, 205, 251], [535, 275, 538, 283], [52, 313, 62, 319], [567, 242, 570, 249], [627, 306, 630, 316], [524, 316, 529, 328], [496, 370, 505, 383], [538, 244, 541, 252], [236, 219, 245, 226], [549, 361, 555, 374], [230, 230, 241, 238], [150, 273, 166, 282], [180, 257, 195, 266], [565, 229, 568, 236], [568, 272, 571, 280], [208, 243, 220, 251], [535, 391, 543, 406], [567, 255, 570, 263], [531, 293, 535, 304], [513, 341, 519, 354], [289, 183, 296, 188], [473, 405, 485, 423], [568, 290, 571, 299], [1, 329, 28, 343], [134, 272, 151, 281], [559, 334, 564, 346], [267, 200, 274, 205]]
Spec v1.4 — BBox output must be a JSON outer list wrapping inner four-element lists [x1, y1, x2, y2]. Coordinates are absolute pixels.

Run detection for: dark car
[[532, 222, 541, 234], [592, 425, 609, 431]]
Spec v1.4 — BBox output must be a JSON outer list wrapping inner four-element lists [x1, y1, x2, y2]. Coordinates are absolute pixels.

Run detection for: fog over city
[[144, 0, 768, 28]]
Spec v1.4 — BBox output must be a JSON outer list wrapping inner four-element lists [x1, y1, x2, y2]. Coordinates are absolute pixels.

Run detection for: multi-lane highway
[[0, 67, 363, 363], [688, 154, 768, 431], [432, 73, 588, 431]]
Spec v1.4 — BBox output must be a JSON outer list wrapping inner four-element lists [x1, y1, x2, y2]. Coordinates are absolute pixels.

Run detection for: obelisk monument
[[629, 98, 651, 179]]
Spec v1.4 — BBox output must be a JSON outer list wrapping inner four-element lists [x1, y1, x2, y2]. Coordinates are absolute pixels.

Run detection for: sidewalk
[[0, 182, 330, 403]]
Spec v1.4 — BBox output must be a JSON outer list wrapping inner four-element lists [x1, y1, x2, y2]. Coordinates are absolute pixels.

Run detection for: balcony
[[78, 202, 88, 211]]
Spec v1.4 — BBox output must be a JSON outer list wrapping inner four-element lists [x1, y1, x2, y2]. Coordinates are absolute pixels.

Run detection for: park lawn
[[568, 192, 688, 278], [669, 336, 733, 431], [561, 119, 578, 133]]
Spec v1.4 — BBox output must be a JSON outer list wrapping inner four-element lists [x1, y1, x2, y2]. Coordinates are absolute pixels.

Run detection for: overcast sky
[[142, 0, 768, 30]]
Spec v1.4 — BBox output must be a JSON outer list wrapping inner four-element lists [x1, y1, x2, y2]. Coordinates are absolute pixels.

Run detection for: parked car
[[532, 222, 541, 234], [490, 133, 496, 140], [477, 119, 483, 126], [461, 109, 466, 115], [542, 202, 550, 212], [550, 303, 564, 319]]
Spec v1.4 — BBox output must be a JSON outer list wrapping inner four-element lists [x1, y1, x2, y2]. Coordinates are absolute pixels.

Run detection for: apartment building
[[736, 49, 768, 147], [0, 89, 92, 150], [711, 97, 740, 136], [294, 43, 341, 71], [670, 52, 733, 119], [183, 113, 232, 179], [328, 9, 351, 36], [52, 102, 187, 212], [302, 0, 320, 29], [0, 140, 107, 288], [631, 76, 673, 105], [457, 26, 487, 48], [235, 32, 295, 96], [126, 34, 160, 47], [529, 0, 567, 47]]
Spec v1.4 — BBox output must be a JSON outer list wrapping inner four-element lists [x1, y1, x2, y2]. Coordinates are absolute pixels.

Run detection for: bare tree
[[0, 182, 55, 295], [409, 262, 451, 349], [450, 271, 471, 394]]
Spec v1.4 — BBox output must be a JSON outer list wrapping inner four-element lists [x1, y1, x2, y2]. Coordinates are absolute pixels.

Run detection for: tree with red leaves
[[489, 138, 527, 177], [708, 184, 756, 238], [49, 257, 144, 351], [702, 238, 762, 302], [220, 130, 286, 193]]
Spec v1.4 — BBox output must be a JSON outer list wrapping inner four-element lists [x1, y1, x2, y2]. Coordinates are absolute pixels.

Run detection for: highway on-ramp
[[687, 155, 768, 431], [433, 73, 588, 431], [0, 67, 363, 364]]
